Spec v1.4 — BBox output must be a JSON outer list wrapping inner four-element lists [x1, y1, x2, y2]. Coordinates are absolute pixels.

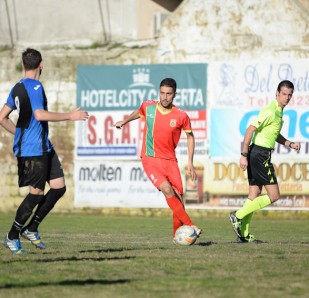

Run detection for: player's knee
[[50, 186, 66, 200], [161, 185, 174, 197], [269, 193, 280, 203], [159, 181, 172, 195]]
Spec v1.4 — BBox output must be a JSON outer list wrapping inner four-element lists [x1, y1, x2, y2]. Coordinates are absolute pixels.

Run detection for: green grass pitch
[[0, 212, 308, 298]]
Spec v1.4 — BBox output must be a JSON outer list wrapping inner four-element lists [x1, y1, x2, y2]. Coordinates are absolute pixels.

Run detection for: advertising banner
[[75, 61, 309, 210], [74, 63, 209, 208], [76, 64, 207, 160], [207, 60, 309, 108], [206, 59, 309, 210], [74, 160, 167, 208], [210, 107, 309, 158]]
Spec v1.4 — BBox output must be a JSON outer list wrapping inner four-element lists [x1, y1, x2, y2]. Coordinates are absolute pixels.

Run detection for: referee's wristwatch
[[241, 152, 248, 157]]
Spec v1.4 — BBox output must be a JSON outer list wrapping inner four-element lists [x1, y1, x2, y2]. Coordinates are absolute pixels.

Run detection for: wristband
[[289, 142, 294, 148], [241, 152, 248, 157]]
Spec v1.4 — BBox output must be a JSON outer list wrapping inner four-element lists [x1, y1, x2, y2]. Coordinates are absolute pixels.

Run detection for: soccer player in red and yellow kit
[[113, 78, 201, 242]]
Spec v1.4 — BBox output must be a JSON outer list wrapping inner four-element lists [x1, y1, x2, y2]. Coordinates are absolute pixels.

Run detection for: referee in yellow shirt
[[229, 80, 301, 243]]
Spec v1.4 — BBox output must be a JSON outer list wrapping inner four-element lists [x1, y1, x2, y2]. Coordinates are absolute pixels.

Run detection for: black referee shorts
[[247, 144, 277, 186], [17, 149, 64, 190]]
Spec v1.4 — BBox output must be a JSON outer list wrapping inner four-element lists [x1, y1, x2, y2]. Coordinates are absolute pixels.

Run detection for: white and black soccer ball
[[174, 225, 198, 246]]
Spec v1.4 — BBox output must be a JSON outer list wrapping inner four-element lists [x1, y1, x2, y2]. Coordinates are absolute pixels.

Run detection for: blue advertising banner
[[210, 107, 309, 158]]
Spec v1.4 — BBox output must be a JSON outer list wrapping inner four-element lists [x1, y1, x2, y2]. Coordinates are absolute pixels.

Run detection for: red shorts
[[141, 156, 183, 195]]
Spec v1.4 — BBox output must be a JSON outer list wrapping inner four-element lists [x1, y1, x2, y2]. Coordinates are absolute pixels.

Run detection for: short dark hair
[[160, 78, 177, 93], [277, 80, 294, 92], [22, 48, 42, 70]]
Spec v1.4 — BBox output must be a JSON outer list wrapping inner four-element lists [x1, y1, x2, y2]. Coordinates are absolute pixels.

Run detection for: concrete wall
[[0, 0, 171, 47], [0, 0, 308, 212], [157, 0, 309, 62]]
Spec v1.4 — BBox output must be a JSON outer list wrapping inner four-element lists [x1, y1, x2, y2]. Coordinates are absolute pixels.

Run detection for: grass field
[[0, 212, 308, 298]]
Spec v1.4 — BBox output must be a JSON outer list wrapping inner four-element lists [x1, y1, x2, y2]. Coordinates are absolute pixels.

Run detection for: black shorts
[[17, 149, 64, 190], [247, 144, 277, 186]]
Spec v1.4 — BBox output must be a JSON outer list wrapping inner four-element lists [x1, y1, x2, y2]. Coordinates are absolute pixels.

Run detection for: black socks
[[8, 193, 44, 239]]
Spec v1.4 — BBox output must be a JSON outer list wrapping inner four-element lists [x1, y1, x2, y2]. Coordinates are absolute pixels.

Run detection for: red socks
[[166, 196, 193, 235], [173, 214, 182, 236]]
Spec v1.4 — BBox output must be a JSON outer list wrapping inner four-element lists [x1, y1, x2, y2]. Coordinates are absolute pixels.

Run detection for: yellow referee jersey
[[251, 100, 283, 149]]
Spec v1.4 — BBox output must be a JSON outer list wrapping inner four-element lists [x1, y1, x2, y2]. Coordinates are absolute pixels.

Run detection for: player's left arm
[[276, 133, 301, 152], [185, 131, 197, 181]]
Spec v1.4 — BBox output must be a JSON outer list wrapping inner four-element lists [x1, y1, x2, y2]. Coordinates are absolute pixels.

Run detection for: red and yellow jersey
[[139, 100, 192, 160]]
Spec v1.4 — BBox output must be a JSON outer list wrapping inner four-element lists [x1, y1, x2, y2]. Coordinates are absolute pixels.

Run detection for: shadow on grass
[[196, 241, 216, 246], [0, 278, 131, 289], [1, 255, 135, 263], [79, 248, 136, 253], [40, 255, 135, 262]]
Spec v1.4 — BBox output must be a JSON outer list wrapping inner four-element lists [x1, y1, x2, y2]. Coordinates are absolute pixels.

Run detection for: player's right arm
[[30, 83, 88, 122], [34, 107, 89, 122], [186, 131, 197, 181], [113, 108, 141, 129], [0, 104, 16, 135], [240, 125, 256, 170]]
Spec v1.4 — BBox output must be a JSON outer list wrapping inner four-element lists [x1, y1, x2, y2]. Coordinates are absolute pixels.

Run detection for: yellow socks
[[240, 199, 254, 237], [236, 195, 271, 219]]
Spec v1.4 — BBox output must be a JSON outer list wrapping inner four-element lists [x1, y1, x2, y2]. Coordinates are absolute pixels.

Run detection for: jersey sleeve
[[27, 82, 45, 111], [182, 112, 192, 133], [139, 102, 147, 117], [251, 108, 273, 131], [6, 88, 16, 110]]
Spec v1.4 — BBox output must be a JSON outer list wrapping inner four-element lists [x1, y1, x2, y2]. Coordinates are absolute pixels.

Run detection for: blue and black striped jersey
[[6, 78, 53, 157]]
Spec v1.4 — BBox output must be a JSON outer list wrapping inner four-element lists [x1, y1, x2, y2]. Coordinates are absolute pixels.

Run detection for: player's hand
[[70, 107, 89, 121], [187, 164, 197, 181], [239, 156, 248, 171], [290, 142, 301, 152], [113, 121, 125, 129]]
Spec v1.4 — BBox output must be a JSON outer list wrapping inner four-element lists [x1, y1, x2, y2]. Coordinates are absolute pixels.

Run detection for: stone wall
[[0, 45, 158, 212]]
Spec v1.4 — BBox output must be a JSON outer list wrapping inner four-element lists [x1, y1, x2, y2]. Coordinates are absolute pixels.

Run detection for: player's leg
[[230, 145, 275, 239], [26, 150, 66, 234], [236, 161, 279, 220], [4, 191, 44, 254], [165, 192, 201, 238], [142, 156, 200, 237], [168, 187, 188, 236], [160, 180, 194, 226], [4, 156, 46, 254], [164, 160, 202, 237], [230, 185, 265, 238], [236, 185, 262, 220], [26, 178, 66, 233], [236, 188, 274, 219], [234, 185, 278, 243], [172, 213, 182, 237], [235, 193, 259, 239]]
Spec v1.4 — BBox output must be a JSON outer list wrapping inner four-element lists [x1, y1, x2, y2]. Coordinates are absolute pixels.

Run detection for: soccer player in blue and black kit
[[0, 48, 88, 254]]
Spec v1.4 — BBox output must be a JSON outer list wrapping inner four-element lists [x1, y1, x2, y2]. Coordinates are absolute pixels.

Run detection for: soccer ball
[[174, 225, 198, 246]]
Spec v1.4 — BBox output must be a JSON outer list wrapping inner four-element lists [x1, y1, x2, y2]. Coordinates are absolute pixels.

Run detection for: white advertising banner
[[207, 60, 309, 108], [76, 111, 141, 160], [74, 160, 167, 208]]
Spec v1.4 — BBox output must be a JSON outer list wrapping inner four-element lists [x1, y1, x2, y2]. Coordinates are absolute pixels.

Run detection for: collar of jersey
[[157, 103, 174, 115]]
